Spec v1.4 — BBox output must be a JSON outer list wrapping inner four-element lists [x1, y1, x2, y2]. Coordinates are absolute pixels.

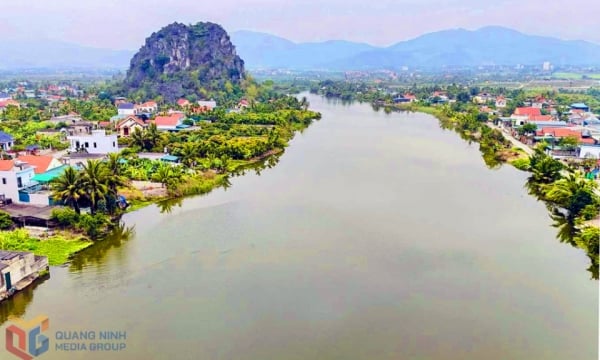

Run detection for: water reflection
[[69, 223, 136, 271], [0, 274, 49, 325], [156, 197, 183, 214]]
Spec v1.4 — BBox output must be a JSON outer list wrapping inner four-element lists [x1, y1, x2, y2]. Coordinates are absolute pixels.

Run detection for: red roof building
[[154, 113, 185, 130], [537, 127, 596, 144], [527, 115, 553, 122], [177, 99, 190, 107], [16, 155, 61, 174], [514, 107, 541, 117]]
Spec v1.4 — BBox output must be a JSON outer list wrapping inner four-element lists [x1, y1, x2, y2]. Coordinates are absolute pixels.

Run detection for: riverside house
[[0, 251, 49, 302], [0, 159, 36, 204]]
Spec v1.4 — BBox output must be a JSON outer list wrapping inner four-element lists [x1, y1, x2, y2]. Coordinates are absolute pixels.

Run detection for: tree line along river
[[0, 93, 597, 360]]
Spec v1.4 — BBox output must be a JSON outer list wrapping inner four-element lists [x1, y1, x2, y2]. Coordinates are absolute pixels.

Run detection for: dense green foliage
[[0, 229, 91, 265], [121, 22, 245, 103]]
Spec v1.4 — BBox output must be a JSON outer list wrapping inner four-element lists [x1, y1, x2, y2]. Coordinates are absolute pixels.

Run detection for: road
[[487, 122, 534, 156]]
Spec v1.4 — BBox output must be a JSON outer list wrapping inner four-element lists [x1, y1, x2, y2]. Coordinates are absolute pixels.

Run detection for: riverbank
[[124, 148, 285, 213], [0, 228, 92, 265]]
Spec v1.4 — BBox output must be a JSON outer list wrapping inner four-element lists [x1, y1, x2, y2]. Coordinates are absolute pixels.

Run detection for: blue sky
[[1, 0, 598, 49]]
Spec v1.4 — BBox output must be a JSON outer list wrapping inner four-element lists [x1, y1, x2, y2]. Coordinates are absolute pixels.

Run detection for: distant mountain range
[[0, 26, 599, 71], [0, 40, 134, 70], [231, 26, 600, 70]]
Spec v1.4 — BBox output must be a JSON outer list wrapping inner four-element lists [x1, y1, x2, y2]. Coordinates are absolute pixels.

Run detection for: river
[[1, 94, 597, 359]]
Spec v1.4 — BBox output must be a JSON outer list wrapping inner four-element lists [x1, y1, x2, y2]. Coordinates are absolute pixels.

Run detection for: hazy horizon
[[1, 0, 598, 50]]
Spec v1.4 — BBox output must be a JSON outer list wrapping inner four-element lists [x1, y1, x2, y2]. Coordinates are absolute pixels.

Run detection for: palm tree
[[80, 160, 109, 215], [146, 122, 160, 150], [131, 127, 147, 151], [525, 154, 563, 198], [178, 142, 200, 168], [152, 162, 175, 188], [546, 173, 598, 245], [51, 167, 84, 214], [104, 153, 129, 213]]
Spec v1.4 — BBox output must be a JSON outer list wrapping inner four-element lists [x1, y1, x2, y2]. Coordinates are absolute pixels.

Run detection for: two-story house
[[117, 102, 137, 116], [0, 160, 36, 203], [116, 116, 147, 137]]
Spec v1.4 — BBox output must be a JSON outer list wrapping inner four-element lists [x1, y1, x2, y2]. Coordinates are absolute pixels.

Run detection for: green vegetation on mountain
[[122, 22, 246, 103]]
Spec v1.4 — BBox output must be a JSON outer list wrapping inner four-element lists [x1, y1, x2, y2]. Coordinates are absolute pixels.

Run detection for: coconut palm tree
[[546, 173, 598, 245], [80, 159, 109, 215], [131, 127, 147, 151], [178, 142, 200, 168], [152, 162, 176, 188], [51, 167, 84, 214], [146, 122, 160, 150], [525, 154, 564, 198]]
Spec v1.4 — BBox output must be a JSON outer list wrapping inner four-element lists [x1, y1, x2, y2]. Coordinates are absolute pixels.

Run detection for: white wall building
[[0, 251, 49, 298], [579, 145, 600, 159], [117, 103, 137, 116], [0, 160, 36, 203], [68, 130, 118, 155]]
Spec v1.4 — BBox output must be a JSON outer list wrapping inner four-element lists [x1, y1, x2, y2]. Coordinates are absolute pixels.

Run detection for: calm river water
[[1, 94, 597, 359]]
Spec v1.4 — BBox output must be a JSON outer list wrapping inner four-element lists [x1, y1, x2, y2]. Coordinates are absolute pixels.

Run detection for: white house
[[0, 132, 14, 151], [495, 96, 507, 108], [579, 145, 600, 159], [117, 103, 137, 116], [136, 101, 158, 114], [0, 160, 36, 203], [0, 251, 49, 299], [67, 129, 118, 154], [197, 100, 217, 110]]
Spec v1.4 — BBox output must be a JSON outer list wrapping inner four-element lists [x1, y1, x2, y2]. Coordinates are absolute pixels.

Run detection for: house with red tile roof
[[0, 100, 20, 111], [136, 101, 158, 114], [16, 155, 62, 174], [154, 113, 185, 131], [177, 99, 190, 107], [514, 107, 541, 117], [238, 99, 249, 108], [116, 116, 147, 137], [403, 94, 417, 102], [536, 127, 596, 145], [527, 115, 554, 122], [495, 96, 507, 108]]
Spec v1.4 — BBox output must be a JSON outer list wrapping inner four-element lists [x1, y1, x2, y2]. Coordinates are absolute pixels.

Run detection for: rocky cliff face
[[123, 22, 245, 102]]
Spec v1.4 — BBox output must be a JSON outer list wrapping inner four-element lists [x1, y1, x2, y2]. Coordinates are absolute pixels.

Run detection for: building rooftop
[[118, 102, 135, 110], [0, 131, 14, 143]]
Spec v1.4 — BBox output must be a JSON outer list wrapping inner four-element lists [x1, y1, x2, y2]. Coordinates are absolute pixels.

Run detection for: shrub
[[0, 211, 13, 230], [77, 213, 109, 239], [51, 208, 80, 227], [510, 157, 530, 171]]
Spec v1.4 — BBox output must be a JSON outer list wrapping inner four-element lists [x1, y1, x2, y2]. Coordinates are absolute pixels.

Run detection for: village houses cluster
[[0, 88, 255, 209]]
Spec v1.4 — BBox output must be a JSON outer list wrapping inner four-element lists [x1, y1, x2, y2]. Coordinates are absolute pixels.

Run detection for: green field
[[552, 72, 600, 80]]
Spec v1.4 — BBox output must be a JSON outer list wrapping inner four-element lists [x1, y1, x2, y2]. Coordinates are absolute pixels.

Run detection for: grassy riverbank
[[0, 229, 92, 265]]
